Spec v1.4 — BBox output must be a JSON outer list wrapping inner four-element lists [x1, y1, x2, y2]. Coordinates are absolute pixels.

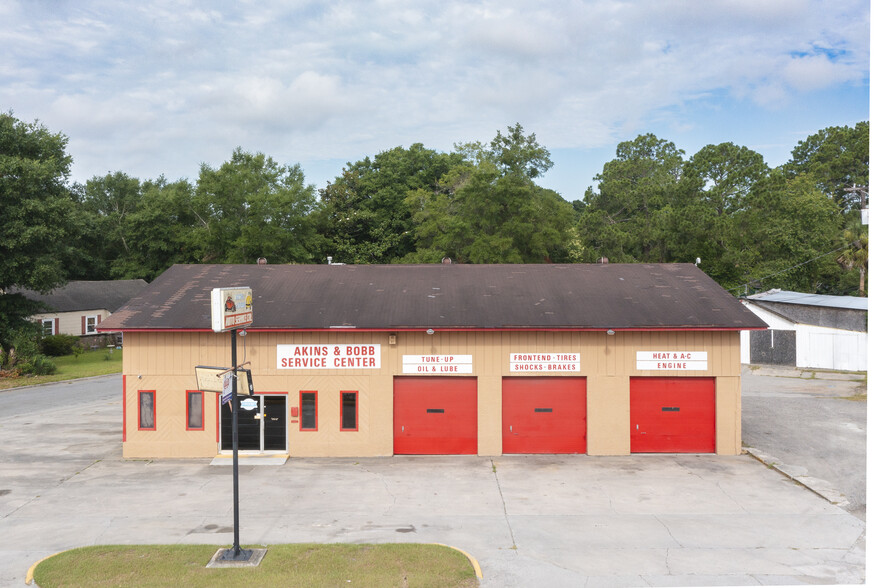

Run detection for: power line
[[728, 243, 854, 295]]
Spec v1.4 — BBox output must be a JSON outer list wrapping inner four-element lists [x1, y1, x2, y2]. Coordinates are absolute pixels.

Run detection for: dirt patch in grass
[[33, 543, 479, 588]]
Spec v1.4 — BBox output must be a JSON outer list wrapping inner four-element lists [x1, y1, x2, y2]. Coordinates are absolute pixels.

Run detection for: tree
[[835, 216, 869, 296], [317, 144, 464, 263], [670, 143, 769, 287], [577, 134, 684, 262], [785, 121, 869, 210], [405, 124, 575, 263], [737, 172, 842, 293], [192, 148, 319, 264], [111, 177, 200, 280], [83, 172, 141, 252], [0, 113, 78, 346]]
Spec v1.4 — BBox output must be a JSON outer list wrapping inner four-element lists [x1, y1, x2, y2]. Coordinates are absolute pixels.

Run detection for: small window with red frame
[[186, 391, 203, 430], [300, 391, 317, 431], [138, 390, 156, 430], [340, 391, 358, 431]]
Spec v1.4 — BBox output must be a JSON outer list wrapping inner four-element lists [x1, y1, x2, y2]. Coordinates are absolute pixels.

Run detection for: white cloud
[[0, 0, 869, 193]]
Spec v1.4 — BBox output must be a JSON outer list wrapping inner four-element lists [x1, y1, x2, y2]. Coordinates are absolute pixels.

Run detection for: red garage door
[[502, 377, 586, 454], [630, 377, 715, 453], [394, 377, 477, 454]]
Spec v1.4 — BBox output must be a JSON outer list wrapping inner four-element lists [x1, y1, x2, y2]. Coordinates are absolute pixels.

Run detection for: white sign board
[[636, 351, 708, 371], [510, 353, 580, 373], [211, 287, 253, 332], [402, 355, 473, 374], [277, 344, 381, 369], [221, 372, 233, 404]]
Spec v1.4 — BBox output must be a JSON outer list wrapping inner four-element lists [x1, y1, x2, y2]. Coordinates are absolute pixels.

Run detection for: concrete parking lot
[[0, 372, 867, 587]]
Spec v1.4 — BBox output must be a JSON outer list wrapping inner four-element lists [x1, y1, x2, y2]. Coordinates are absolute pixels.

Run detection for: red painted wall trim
[[99, 326, 764, 334], [122, 375, 127, 442]]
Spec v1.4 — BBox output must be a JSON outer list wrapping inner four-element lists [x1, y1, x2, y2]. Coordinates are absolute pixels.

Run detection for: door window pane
[[263, 396, 287, 450], [341, 391, 358, 431], [139, 391, 155, 430], [300, 392, 317, 431], [187, 391, 203, 430]]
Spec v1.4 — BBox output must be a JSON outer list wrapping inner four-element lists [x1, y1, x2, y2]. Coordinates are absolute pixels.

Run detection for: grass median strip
[[33, 543, 480, 588]]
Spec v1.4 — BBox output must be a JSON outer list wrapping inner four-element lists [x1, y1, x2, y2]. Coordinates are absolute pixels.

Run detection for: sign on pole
[[211, 287, 254, 332], [194, 365, 254, 396], [221, 371, 233, 404]]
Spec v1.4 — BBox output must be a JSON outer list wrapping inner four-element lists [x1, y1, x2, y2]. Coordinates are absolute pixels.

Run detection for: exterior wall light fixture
[[607, 329, 615, 335], [426, 329, 435, 335]]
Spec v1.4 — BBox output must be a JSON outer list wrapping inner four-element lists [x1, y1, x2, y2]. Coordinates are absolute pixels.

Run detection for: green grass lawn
[[0, 348, 122, 390], [33, 543, 480, 588]]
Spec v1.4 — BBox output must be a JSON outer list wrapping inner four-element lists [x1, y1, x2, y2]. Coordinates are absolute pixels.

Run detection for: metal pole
[[231, 327, 241, 556], [219, 330, 252, 562]]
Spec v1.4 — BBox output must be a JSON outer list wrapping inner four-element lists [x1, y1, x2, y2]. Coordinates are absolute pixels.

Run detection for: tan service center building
[[98, 263, 767, 459]]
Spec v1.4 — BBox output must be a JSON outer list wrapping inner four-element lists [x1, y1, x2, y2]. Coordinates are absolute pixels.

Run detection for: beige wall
[[32, 309, 111, 336], [121, 329, 743, 458]]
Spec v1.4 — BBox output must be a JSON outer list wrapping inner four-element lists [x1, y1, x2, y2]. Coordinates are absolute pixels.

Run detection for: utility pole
[[843, 184, 869, 225]]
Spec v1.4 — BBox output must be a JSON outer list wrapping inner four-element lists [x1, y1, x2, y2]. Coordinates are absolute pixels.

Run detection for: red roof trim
[[100, 326, 764, 333]]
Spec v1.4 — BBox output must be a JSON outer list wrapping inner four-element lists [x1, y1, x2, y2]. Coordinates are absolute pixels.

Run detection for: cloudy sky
[[2, 0, 870, 202]]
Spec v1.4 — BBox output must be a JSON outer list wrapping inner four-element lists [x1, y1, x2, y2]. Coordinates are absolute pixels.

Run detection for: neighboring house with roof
[[9, 280, 147, 339], [98, 263, 766, 459], [739, 289, 868, 372]]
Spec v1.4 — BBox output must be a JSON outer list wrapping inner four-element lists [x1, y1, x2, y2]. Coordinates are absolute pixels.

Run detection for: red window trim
[[185, 390, 205, 431], [122, 375, 127, 442], [138, 390, 156, 431], [299, 391, 318, 431], [340, 390, 359, 432]]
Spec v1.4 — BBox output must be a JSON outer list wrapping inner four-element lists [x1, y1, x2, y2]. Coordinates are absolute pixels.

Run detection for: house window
[[138, 391, 156, 430], [300, 391, 317, 431], [41, 319, 55, 336], [340, 391, 358, 431], [186, 391, 203, 430], [84, 314, 100, 334]]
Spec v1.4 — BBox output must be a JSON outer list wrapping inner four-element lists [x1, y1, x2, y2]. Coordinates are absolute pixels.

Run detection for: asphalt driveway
[[0, 373, 867, 587], [742, 364, 867, 520]]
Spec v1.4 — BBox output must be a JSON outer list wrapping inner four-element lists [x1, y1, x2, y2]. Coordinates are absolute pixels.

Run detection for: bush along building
[[98, 263, 767, 459]]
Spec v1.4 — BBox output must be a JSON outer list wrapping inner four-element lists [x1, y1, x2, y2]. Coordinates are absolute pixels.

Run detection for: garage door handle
[[509, 425, 512, 432], [401, 426, 404, 432], [636, 424, 639, 430]]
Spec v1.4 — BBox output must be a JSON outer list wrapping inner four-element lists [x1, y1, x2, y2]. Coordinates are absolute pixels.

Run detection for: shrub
[[40, 334, 81, 356], [16, 354, 57, 376]]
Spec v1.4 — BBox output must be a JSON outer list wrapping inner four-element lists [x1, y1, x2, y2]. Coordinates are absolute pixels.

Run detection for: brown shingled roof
[[8, 279, 148, 313], [97, 263, 767, 332]]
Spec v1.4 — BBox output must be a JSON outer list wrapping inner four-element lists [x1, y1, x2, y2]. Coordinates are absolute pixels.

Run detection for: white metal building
[[740, 290, 868, 371]]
